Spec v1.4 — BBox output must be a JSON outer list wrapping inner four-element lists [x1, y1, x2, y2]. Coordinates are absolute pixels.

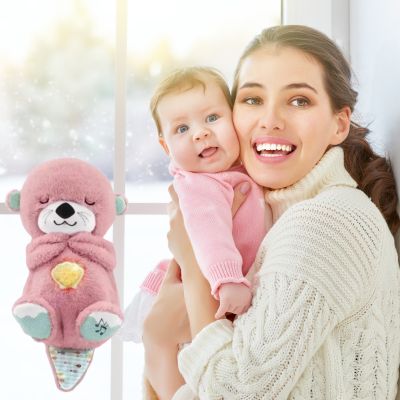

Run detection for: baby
[[121, 67, 272, 346], [123, 66, 273, 399]]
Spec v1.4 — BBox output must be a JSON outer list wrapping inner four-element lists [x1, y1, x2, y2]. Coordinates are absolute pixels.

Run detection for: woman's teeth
[[256, 143, 294, 153]]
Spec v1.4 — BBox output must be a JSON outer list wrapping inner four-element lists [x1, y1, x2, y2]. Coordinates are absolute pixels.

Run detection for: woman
[[143, 25, 400, 399]]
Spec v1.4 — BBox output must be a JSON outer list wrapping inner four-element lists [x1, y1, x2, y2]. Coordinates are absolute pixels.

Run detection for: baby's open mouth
[[199, 147, 218, 158], [254, 143, 296, 156]]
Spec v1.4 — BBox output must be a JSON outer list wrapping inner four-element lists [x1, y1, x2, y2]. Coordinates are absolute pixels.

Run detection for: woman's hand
[[232, 181, 251, 215], [166, 185, 196, 271], [142, 259, 191, 347], [142, 260, 190, 399]]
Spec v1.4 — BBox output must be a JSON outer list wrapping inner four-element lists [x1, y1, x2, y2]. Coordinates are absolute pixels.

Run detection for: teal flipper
[[80, 315, 120, 341], [46, 346, 94, 391], [14, 312, 51, 339]]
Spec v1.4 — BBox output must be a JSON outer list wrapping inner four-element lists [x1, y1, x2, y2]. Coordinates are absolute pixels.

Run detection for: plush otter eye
[[85, 198, 95, 206], [39, 196, 49, 204]]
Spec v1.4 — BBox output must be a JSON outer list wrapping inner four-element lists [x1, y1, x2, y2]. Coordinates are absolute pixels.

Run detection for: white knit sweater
[[177, 147, 400, 399]]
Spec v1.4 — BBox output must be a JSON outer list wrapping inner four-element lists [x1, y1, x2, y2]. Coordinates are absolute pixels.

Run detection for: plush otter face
[[7, 158, 127, 238], [38, 200, 96, 234]]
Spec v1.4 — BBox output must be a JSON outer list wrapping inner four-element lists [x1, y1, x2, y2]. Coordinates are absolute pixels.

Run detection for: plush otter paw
[[13, 303, 52, 339], [79, 311, 122, 342]]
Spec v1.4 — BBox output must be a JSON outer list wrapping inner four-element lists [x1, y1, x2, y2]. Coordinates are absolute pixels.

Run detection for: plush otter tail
[[46, 345, 94, 391]]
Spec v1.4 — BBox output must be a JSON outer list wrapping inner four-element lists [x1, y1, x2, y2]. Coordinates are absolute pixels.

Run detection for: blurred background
[[0, 0, 280, 398], [0, 0, 280, 199]]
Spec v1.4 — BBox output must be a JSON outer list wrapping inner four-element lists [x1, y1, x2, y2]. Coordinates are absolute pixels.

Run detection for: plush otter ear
[[115, 194, 127, 215], [6, 190, 21, 212]]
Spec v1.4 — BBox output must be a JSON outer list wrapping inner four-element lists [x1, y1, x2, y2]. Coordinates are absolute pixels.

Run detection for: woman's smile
[[253, 135, 296, 163]]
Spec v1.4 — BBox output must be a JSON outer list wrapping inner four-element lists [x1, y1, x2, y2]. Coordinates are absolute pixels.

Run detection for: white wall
[[350, 0, 400, 162], [283, 0, 350, 59]]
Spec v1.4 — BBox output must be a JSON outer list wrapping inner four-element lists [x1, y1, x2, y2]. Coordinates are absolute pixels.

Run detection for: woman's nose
[[193, 128, 210, 141], [259, 106, 285, 131]]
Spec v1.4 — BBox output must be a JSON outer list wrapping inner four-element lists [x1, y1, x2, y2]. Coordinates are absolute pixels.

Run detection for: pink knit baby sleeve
[[140, 259, 170, 295], [173, 173, 249, 297]]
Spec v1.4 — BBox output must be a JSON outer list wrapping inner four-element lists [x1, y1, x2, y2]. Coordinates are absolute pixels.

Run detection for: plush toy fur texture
[[11, 159, 124, 349]]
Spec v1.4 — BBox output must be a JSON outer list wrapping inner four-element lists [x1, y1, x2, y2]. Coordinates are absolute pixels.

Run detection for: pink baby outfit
[[169, 162, 270, 296]]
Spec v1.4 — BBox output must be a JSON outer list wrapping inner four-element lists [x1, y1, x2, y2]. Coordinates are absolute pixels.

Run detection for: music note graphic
[[95, 318, 109, 336]]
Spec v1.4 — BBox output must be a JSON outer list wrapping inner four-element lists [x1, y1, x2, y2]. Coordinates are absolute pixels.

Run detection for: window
[[1, 0, 281, 398]]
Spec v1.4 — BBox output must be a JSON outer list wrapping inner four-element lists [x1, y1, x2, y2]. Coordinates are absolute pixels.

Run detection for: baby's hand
[[215, 282, 252, 319]]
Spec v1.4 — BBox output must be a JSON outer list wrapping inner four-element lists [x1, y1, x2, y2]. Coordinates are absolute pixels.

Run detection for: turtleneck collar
[[265, 147, 357, 223]]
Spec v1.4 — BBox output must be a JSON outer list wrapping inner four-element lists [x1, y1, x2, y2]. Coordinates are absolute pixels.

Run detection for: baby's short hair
[[150, 66, 232, 137]]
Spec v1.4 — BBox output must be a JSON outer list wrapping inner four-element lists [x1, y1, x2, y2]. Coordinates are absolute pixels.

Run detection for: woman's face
[[233, 46, 350, 189]]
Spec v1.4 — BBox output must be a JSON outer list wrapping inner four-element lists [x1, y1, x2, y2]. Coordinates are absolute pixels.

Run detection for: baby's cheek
[[172, 148, 198, 171]]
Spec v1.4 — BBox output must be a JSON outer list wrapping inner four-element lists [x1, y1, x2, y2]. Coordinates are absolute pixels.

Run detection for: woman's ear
[[6, 189, 21, 212], [158, 136, 170, 155], [115, 194, 128, 215], [331, 106, 352, 145]]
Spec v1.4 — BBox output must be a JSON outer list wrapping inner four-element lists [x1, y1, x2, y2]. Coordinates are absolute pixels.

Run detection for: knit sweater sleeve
[[173, 173, 249, 296], [177, 190, 382, 398]]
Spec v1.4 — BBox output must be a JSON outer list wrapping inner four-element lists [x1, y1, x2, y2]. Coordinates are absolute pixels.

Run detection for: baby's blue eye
[[206, 114, 219, 123], [177, 125, 189, 134]]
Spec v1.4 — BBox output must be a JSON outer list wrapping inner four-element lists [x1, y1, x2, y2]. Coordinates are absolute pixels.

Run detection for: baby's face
[[157, 80, 240, 173]]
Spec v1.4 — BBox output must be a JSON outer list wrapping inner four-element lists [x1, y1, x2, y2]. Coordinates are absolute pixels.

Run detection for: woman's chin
[[252, 173, 295, 190]]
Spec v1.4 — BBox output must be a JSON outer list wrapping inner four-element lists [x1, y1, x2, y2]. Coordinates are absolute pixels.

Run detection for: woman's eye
[[244, 97, 262, 105], [291, 97, 309, 107], [85, 198, 95, 206], [206, 114, 219, 123], [176, 125, 189, 134]]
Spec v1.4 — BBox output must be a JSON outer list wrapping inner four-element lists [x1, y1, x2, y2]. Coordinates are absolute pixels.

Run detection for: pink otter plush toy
[[6, 159, 127, 391]]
